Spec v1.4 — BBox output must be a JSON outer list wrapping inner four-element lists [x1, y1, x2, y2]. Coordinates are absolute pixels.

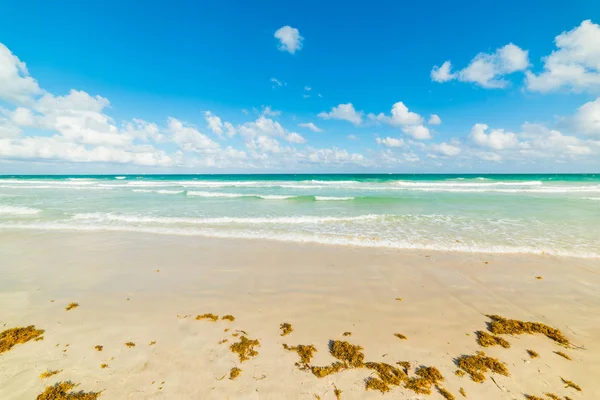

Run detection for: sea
[[0, 174, 599, 258]]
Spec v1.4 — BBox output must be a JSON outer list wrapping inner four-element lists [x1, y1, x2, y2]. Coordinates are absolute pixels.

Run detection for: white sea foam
[[115, 176, 126, 180], [187, 191, 294, 199], [133, 189, 184, 195], [71, 213, 381, 225], [314, 196, 355, 201], [390, 180, 543, 187], [0, 206, 41, 215], [2, 221, 598, 259]]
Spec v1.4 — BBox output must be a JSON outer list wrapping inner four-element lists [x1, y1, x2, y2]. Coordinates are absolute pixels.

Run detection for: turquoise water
[[1, 174, 599, 258]]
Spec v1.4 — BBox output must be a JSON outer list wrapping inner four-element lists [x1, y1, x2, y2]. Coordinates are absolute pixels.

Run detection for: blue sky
[[0, 1, 599, 173]]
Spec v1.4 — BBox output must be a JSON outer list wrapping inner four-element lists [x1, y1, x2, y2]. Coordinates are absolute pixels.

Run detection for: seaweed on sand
[[554, 351, 571, 360], [230, 336, 260, 362], [455, 351, 509, 383], [310, 362, 345, 378], [475, 330, 510, 348], [437, 386, 456, 400], [330, 340, 365, 368], [36, 381, 101, 400], [125, 342, 135, 348], [459, 387, 466, 397], [66, 303, 79, 311], [333, 385, 342, 399], [283, 344, 317, 368], [342, 332, 351, 337], [394, 333, 407, 340], [526, 349, 539, 358], [229, 367, 241, 380], [561, 377, 581, 391], [280, 323, 293, 336], [94, 346, 103, 352], [0, 326, 45, 354], [40, 370, 62, 379], [364, 362, 407, 392], [486, 315, 570, 346], [222, 315, 235, 322], [196, 313, 218, 322]]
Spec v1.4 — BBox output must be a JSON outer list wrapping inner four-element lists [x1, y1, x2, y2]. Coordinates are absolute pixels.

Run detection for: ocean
[[0, 174, 599, 258]]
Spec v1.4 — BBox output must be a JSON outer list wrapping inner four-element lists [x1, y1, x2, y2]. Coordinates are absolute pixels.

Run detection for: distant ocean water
[[1, 174, 599, 258]]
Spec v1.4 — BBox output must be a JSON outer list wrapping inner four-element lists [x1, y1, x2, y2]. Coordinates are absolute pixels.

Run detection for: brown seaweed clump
[[40, 370, 62, 379], [330, 340, 365, 368], [196, 313, 218, 322], [526, 349, 539, 358], [283, 344, 317, 368], [437, 386, 456, 400], [524, 396, 544, 400], [100, 364, 108, 369], [554, 351, 571, 360], [475, 330, 510, 348], [230, 336, 260, 362], [229, 367, 241, 380], [459, 387, 466, 397], [561, 377, 581, 392], [0, 325, 45, 354], [342, 332, 351, 337], [280, 323, 293, 336], [486, 315, 570, 346], [333, 385, 342, 399], [544, 394, 561, 400], [149, 341, 156, 346], [66, 303, 79, 311], [364, 362, 407, 393], [397, 361, 411, 373], [454, 369, 465, 377], [455, 351, 509, 383], [125, 342, 135, 348], [36, 381, 101, 400], [403, 366, 445, 395], [221, 315, 235, 322], [310, 362, 345, 378], [94, 346, 103, 352], [394, 333, 407, 340]]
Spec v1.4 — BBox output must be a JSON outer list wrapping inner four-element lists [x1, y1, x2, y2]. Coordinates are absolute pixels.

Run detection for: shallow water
[[1, 174, 599, 258]]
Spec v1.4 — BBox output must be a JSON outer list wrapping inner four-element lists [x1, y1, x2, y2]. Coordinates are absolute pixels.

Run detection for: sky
[[0, 0, 599, 174]]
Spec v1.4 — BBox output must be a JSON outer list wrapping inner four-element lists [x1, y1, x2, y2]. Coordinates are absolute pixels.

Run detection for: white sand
[[0, 230, 599, 399]]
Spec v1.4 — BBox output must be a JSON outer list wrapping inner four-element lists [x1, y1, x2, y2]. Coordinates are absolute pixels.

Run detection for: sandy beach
[[1, 230, 598, 399]]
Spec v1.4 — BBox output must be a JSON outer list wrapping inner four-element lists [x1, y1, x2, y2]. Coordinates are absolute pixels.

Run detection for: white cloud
[[298, 122, 322, 132], [402, 124, 431, 140], [304, 147, 367, 166], [347, 134, 358, 140], [205, 111, 236, 137], [274, 26, 303, 54], [428, 114, 442, 125], [0, 43, 42, 104], [469, 123, 519, 150], [431, 142, 461, 156], [376, 137, 405, 148], [526, 20, 600, 92], [318, 103, 363, 125], [167, 117, 219, 153], [431, 61, 455, 83], [304, 86, 311, 91], [270, 77, 285, 88], [574, 97, 600, 136], [286, 132, 306, 144], [432, 43, 529, 88], [122, 118, 164, 142], [11, 107, 35, 126], [369, 102, 423, 126], [262, 105, 281, 117]]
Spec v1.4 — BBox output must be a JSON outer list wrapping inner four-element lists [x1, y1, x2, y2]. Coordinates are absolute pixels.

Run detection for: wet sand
[[0, 230, 599, 399]]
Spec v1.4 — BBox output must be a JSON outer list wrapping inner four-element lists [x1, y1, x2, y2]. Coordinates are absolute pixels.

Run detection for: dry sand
[[0, 229, 599, 399]]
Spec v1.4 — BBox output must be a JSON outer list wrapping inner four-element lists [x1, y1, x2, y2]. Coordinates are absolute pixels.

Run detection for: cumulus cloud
[[167, 117, 219, 153], [239, 115, 305, 144], [526, 20, 600, 93], [369, 102, 423, 126], [432, 43, 529, 88], [402, 124, 431, 140], [261, 105, 281, 117], [574, 97, 600, 136], [375, 137, 405, 148], [298, 122, 322, 132], [274, 26, 303, 54], [318, 103, 363, 125], [469, 123, 520, 150], [431, 142, 461, 156], [205, 111, 235, 137], [428, 114, 442, 125], [0, 43, 42, 104]]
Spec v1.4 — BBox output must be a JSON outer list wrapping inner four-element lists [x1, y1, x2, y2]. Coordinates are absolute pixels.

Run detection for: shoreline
[[1, 230, 599, 399]]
